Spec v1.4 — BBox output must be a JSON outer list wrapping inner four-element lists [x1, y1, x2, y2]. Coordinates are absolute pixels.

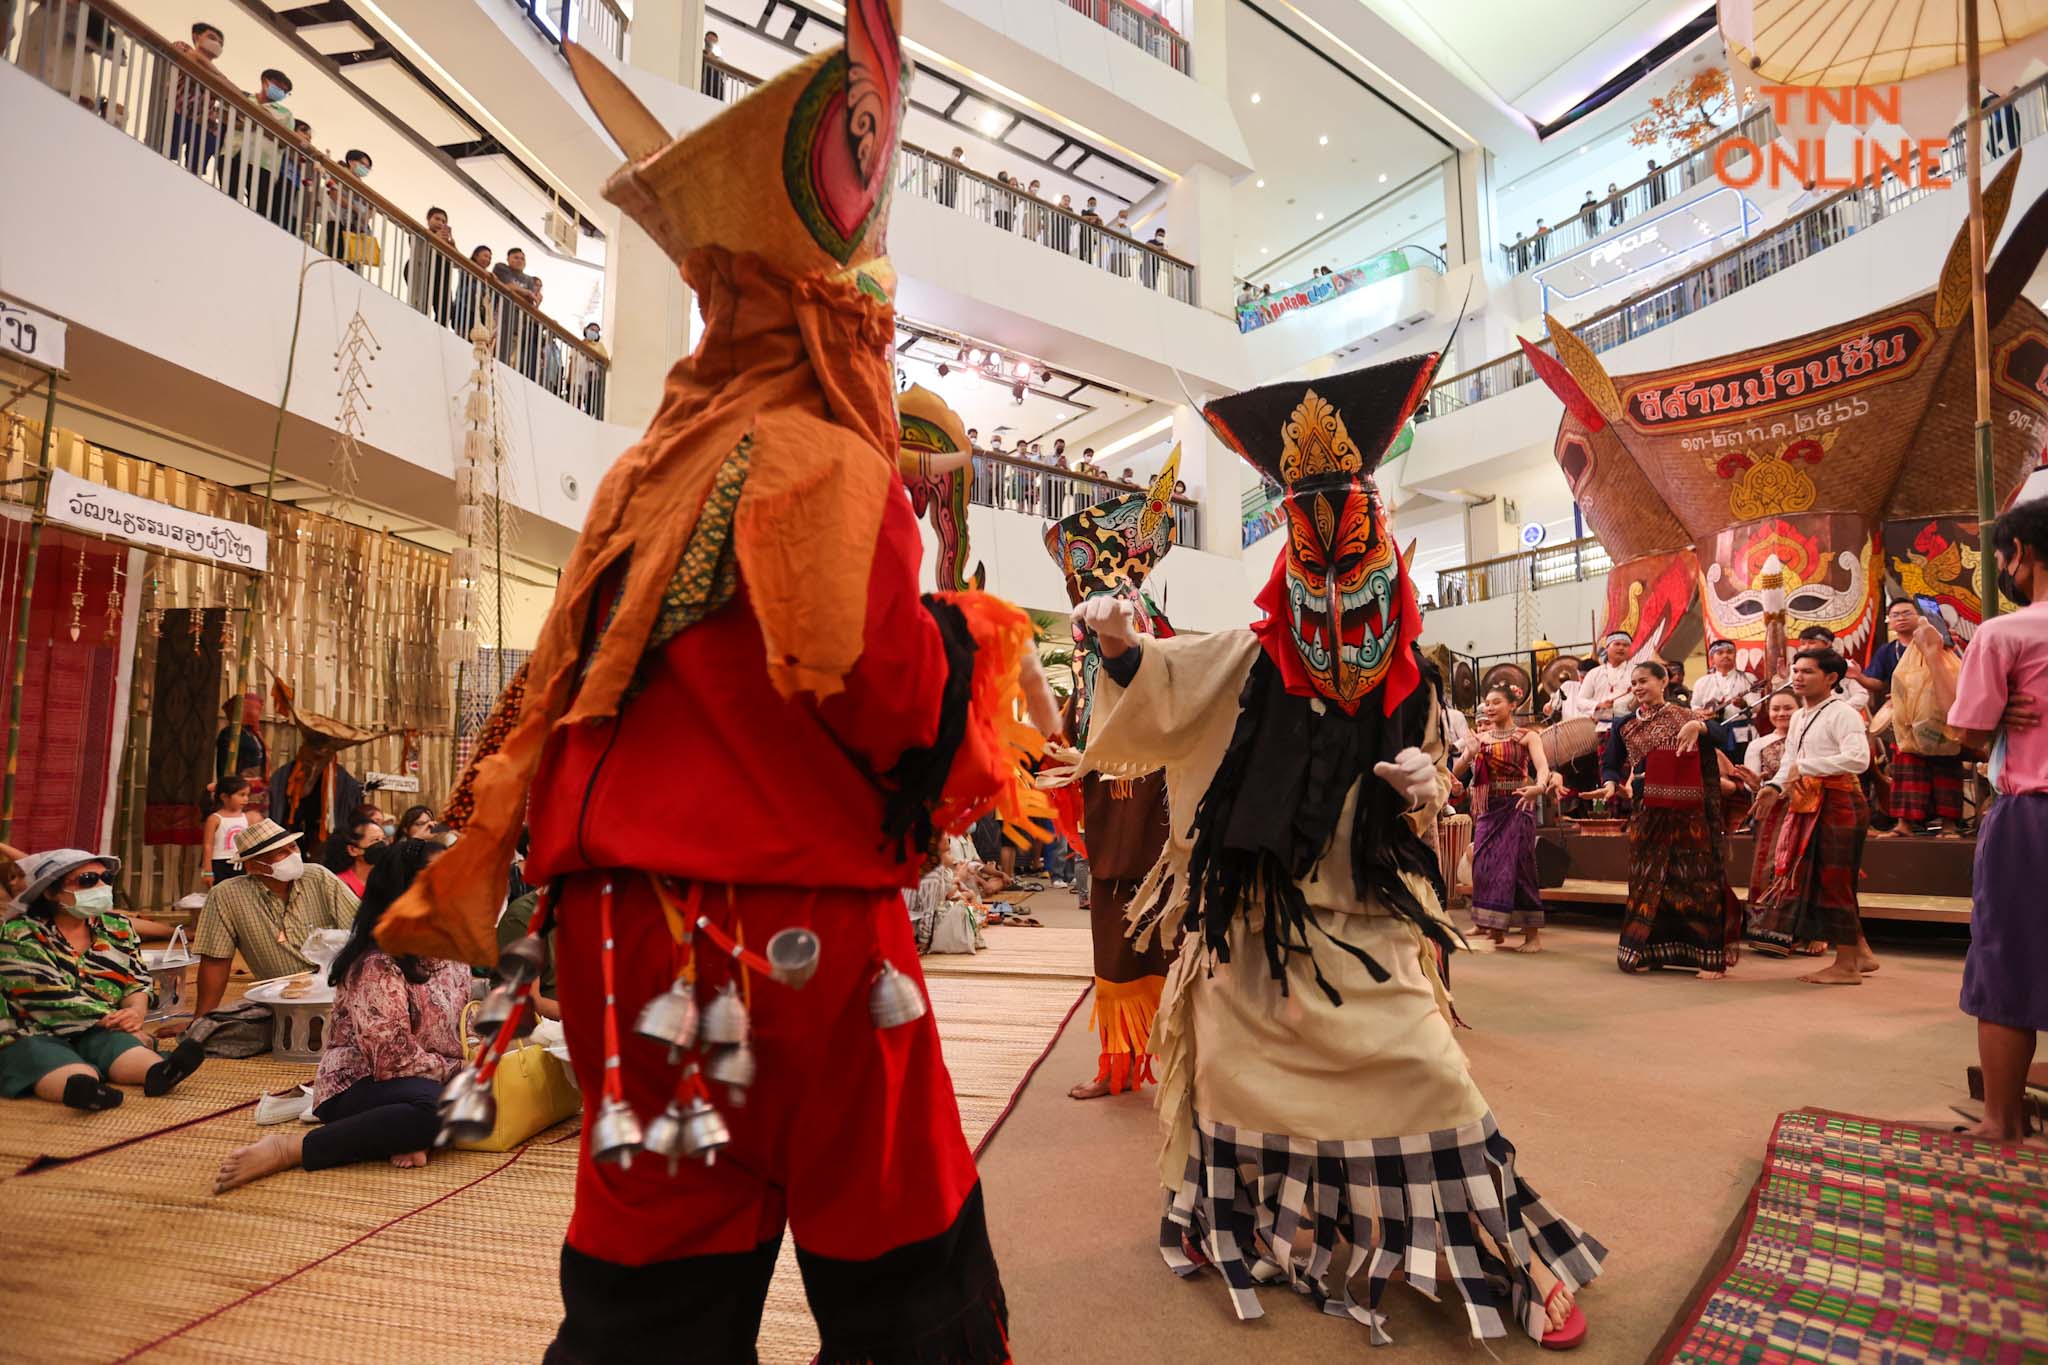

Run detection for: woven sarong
[[1751, 775, 1866, 949], [1471, 793, 1542, 930], [1890, 748, 1964, 824], [1618, 805, 1742, 973]]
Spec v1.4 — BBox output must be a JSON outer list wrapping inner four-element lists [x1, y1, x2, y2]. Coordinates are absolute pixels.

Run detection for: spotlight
[[1013, 359, 1031, 377], [967, 348, 983, 365], [937, 362, 950, 377], [1250, 91, 1261, 103], [1011, 382, 1026, 403]]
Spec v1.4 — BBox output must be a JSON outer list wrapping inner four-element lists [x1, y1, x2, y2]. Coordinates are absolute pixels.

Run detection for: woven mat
[[1, 972, 1087, 1364], [921, 923, 1094, 980], [1657, 1108, 2048, 1363], [0, 1054, 317, 1175]]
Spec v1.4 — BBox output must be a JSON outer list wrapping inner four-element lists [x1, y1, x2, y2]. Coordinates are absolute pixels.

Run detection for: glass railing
[[1500, 105, 1778, 276], [971, 449, 1201, 546], [1059, 0, 1190, 74], [1424, 71, 2048, 428], [1235, 247, 1444, 334], [510, 0, 630, 61], [896, 143, 1197, 303], [4, 0, 610, 418], [1432, 537, 1612, 608]]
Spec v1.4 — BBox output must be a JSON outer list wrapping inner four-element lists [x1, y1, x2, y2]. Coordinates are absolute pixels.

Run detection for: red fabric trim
[[12, 1098, 259, 1178], [113, 1147, 533, 1362]]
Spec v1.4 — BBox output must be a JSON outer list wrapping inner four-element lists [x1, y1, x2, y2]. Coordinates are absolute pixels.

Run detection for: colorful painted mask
[[1203, 355, 1441, 715], [1044, 450, 1179, 729], [896, 385, 982, 591]]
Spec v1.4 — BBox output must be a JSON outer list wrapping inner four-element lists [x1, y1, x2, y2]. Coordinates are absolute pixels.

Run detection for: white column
[[1167, 162, 1235, 315], [1188, 0, 1227, 92], [603, 0, 697, 429], [1440, 149, 1497, 273], [1172, 402, 1242, 559]]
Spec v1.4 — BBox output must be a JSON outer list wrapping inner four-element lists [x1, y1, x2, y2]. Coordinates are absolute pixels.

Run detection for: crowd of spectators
[[928, 147, 1177, 288]]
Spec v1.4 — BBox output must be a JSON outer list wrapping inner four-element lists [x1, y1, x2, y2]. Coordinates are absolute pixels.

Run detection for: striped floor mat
[[1658, 1108, 2048, 1363]]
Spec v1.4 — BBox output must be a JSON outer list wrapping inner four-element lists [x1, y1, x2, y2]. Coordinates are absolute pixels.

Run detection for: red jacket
[[527, 487, 945, 891]]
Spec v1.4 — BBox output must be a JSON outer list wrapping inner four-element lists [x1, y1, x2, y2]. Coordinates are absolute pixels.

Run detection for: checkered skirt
[[1159, 1109, 1606, 1344]]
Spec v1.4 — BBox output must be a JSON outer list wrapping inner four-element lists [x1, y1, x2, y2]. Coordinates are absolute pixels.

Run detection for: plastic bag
[[1890, 637, 1962, 755]]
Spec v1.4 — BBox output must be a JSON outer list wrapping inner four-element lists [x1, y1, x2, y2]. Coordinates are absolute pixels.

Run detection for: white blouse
[[1769, 699, 1871, 786]]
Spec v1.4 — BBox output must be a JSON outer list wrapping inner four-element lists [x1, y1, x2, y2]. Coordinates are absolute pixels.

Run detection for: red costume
[[379, 12, 1039, 1358]]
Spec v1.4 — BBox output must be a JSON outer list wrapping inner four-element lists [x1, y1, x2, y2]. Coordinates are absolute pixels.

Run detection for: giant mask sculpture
[[1044, 448, 1179, 727], [1203, 353, 1441, 715], [1522, 154, 2048, 669]]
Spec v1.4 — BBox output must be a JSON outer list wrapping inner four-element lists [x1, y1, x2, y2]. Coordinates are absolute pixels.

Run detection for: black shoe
[[62, 1074, 124, 1110], [145, 1037, 207, 1097]]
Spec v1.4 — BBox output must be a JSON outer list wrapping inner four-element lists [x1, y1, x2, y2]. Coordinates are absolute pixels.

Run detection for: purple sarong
[[1471, 793, 1543, 930], [1962, 792, 2048, 1031]]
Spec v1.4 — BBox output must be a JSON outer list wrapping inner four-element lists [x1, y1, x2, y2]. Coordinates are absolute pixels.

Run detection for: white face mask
[[63, 885, 113, 918], [266, 852, 307, 883]]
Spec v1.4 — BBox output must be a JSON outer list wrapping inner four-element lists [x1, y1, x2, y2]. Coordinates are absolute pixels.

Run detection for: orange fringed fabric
[[929, 590, 1053, 849], [1090, 974, 1164, 1094], [1045, 781, 1088, 860]]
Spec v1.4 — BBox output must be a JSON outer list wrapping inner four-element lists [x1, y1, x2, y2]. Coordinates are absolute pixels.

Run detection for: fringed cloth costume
[[1601, 705, 1743, 974], [1078, 361, 1604, 1347], [376, 19, 1038, 1362], [1750, 699, 1870, 951], [1044, 456, 1183, 1093], [1467, 730, 1544, 931]]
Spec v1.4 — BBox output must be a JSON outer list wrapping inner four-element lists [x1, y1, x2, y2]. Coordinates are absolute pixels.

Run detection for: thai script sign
[[1621, 315, 1929, 433], [0, 298, 65, 371], [47, 469, 269, 570]]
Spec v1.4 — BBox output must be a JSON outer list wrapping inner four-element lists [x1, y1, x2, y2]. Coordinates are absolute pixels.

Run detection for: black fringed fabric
[[1184, 647, 1454, 1006], [878, 595, 979, 861]]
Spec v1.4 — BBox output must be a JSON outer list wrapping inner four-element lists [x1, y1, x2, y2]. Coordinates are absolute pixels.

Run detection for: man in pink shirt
[[1947, 497, 2048, 1142]]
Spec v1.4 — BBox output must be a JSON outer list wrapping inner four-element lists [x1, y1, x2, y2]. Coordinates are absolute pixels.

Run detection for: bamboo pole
[[1, 375, 58, 842], [1967, 4, 2001, 622]]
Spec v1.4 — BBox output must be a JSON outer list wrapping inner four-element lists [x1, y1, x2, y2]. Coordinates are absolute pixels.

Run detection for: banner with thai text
[[46, 468, 269, 570]]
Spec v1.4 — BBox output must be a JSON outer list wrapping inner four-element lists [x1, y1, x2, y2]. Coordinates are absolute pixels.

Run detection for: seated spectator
[[213, 838, 469, 1191], [319, 817, 386, 898], [0, 850, 206, 1111], [395, 805, 438, 841], [163, 819, 360, 1038]]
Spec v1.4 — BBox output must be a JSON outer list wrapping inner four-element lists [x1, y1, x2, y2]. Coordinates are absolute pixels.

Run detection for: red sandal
[[1541, 1281, 1587, 1351]]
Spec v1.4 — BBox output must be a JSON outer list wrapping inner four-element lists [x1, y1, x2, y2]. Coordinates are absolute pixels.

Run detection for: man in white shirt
[[1691, 638, 1760, 757], [1755, 647, 1876, 986], [1795, 626, 1871, 711], [1572, 632, 1637, 726]]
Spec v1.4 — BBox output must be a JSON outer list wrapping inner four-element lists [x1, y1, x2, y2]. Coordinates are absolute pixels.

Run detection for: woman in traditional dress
[[1455, 683, 1557, 952], [1596, 661, 1742, 979], [1741, 690, 1822, 955]]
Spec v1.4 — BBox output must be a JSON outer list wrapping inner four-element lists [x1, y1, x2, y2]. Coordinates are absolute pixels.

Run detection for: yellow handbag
[[342, 230, 383, 267], [455, 999, 583, 1152]]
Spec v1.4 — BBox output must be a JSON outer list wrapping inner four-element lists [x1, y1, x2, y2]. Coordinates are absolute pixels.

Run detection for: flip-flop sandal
[[1541, 1283, 1588, 1351]]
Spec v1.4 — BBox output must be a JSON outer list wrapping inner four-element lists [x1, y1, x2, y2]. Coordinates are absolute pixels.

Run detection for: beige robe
[[1081, 630, 1486, 1190]]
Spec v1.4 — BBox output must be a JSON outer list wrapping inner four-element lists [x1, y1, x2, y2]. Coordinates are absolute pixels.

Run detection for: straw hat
[[231, 818, 302, 865], [17, 849, 123, 909]]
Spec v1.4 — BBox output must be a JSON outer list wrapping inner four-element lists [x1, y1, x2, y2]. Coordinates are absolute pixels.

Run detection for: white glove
[[1372, 746, 1439, 808], [1074, 596, 1141, 654]]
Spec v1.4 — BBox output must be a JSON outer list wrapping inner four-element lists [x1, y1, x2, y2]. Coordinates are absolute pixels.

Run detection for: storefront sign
[[0, 298, 65, 371], [46, 468, 268, 570], [1620, 314, 1929, 433], [1236, 251, 1414, 334]]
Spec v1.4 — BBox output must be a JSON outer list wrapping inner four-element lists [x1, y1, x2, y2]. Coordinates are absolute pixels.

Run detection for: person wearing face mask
[[0, 852, 207, 1109], [324, 150, 377, 272], [320, 818, 387, 898], [165, 819, 360, 1039], [168, 21, 226, 176], [578, 321, 608, 415], [227, 68, 295, 228]]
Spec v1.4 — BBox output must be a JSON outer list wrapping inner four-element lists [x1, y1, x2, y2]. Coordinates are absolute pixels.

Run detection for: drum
[[1435, 813, 1472, 906]]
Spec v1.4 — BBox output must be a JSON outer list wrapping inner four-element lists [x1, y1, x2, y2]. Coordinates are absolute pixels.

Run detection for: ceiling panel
[[298, 20, 376, 56], [340, 57, 479, 147]]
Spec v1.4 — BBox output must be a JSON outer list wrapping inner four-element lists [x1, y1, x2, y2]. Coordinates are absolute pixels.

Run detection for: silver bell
[[634, 977, 699, 1059], [590, 1094, 645, 1169], [473, 984, 518, 1040], [868, 960, 927, 1029], [640, 1100, 690, 1174], [437, 1065, 478, 1118], [766, 927, 822, 989], [439, 1080, 497, 1147], [496, 933, 547, 987], [678, 1095, 731, 1163], [700, 983, 749, 1046], [705, 1041, 756, 1095]]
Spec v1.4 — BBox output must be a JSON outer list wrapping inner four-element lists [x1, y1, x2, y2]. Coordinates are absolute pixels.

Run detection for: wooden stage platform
[[1536, 826, 1973, 926]]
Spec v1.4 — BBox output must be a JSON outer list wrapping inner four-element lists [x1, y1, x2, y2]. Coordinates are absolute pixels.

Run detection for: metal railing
[[512, 0, 629, 61], [1060, 0, 1189, 74], [1500, 105, 1778, 275], [5, 0, 611, 418], [1424, 72, 2048, 428], [1240, 478, 1283, 548], [1432, 537, 1612, 607], [971, 449, 1201, 546], [1235, 246, 1443, 334], [700, 53, 755, 105], [897, 143, 1197, 303]]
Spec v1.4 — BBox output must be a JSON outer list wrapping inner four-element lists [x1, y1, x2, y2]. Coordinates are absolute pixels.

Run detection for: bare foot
[[1696, 970, 1729, 981], [389, 1150, 430, 1169], [1858, 955, 1881, 973], [1068, 1077, 1112, 1100], [215, 1130, 306, 1193], [1486, 929, 1508, 944], [1512, 935, 1543, 954], [1797, 965, 1864, 985]]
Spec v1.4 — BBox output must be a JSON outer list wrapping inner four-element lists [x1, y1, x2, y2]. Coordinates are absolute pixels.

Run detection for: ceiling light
[[1260, 246, 1269, 253], [1255, 178, 1266, 188], [1318, 134, 1329, 145], [1250, 92, 1262, 103], [980, 109, 1004, 133], [1578, 146, 1588, 155], [1315, 212, 1324, 221], [1378, 173, 1387, 183]]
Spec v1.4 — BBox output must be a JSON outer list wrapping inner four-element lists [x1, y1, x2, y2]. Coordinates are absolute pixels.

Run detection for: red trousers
[[552, 872, 985, 1266]]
